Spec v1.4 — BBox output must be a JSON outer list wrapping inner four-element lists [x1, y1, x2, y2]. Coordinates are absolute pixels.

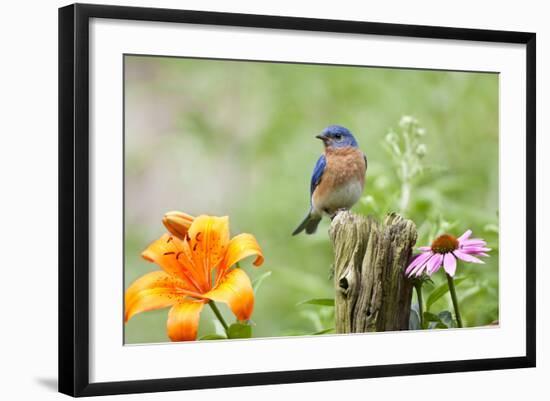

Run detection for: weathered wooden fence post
[[329, 211, 417, 333]]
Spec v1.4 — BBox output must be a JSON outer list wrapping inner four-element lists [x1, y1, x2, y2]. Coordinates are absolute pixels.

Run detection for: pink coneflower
[[406, 230, 490, 278]]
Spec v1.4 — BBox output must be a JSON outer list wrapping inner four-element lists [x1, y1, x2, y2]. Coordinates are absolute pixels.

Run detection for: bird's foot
[[329, 208, 349, 221]]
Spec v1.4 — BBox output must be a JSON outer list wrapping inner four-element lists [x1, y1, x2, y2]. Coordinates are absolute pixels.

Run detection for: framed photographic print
[[58, 3, 536, 397]]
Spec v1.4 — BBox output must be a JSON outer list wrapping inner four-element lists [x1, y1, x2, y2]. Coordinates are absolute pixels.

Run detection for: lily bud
[[162, 211, 194, 239]]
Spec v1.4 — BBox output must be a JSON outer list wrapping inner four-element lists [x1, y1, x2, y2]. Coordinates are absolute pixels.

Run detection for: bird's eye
[[334, 134, 342, 141]]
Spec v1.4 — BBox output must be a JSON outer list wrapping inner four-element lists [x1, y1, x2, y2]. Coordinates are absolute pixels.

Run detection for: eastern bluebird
[[292, 125, 367, 235]]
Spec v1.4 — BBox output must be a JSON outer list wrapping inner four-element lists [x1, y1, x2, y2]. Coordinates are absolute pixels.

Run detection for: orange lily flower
[[125, 212, 264, 341]]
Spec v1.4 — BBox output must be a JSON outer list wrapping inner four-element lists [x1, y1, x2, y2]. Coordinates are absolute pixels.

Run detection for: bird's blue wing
[[310, 154, 326, 196]]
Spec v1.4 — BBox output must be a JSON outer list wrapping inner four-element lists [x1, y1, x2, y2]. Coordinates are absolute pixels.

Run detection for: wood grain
[[329, 211, 417, 333]]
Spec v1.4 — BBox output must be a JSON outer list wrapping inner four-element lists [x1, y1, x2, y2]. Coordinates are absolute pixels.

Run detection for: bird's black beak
[[316, 134, 329, 144]]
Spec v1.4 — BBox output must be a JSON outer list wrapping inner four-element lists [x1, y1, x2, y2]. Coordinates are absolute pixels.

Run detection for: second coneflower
[[406, 229, 490, 329], [405, 229, 490, 278]]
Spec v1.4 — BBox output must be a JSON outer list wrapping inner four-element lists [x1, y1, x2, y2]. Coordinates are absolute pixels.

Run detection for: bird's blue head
[[316, 125, 358, 149]]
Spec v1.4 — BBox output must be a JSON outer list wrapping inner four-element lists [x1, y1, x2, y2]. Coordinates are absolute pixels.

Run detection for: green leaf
[[426, 276, 468, 311], [438, 311, 453, 328], [423, 311, 454, 329], [423, 311, 440, 322], [424, 277, 435, 288], [409, 308, 421, 330], [297, 298, 335, 307], [199, 334, 227, 341], [252, 271, 272, 294], [311, 327, 335, 335], [227, 323, 252, 339], [427, 321, 439, 329]]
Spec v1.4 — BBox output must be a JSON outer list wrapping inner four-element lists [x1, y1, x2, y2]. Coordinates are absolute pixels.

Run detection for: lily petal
[[167, 299, 206, 341], [206, 268, 254, 321], [141, 234, 204, 291], [187, 215, 230, 282], [217, 233, 264, 281], [125, 270, 189, 307], [125, 271, 189, 322]]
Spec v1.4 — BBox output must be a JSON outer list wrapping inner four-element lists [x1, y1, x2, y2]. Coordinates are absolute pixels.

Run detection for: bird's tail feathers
[[292, 211, 322, 236]]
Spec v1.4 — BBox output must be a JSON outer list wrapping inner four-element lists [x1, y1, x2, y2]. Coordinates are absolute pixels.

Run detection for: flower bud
[[415, 144, 427, 157], [415, 127, 426, 137], [399, 115, 415, 127], [385, 132, 397, 144], [162, 211, 194, 239]]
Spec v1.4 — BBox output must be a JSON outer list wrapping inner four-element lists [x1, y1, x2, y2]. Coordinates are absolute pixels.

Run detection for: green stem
[[208, 301, 229, 332], [446, 274, 463, 328], [414, 282, 424, 329]]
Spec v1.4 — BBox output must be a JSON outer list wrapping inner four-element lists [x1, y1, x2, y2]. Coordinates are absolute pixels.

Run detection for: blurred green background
[[124, 55, 499, 344]]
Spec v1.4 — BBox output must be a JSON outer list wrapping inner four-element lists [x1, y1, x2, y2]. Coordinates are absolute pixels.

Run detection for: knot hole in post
[[339, 277, 349, 290], [337, 267, 355, 296]]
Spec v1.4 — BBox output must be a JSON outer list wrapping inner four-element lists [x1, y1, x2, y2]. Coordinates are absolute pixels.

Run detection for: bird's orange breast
[[312, 147, 367, 210], [322, 147, 366, 186]]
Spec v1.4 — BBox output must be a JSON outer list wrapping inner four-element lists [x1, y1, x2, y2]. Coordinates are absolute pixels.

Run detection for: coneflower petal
[[457, 230, 472, 242], [443, 253, 457, 276], [406, 252, 432, 276], [426, 254, 443, 275], [462, 246, 491, 254], [454, 250, 485, 264], [460, 239, 487, 247]]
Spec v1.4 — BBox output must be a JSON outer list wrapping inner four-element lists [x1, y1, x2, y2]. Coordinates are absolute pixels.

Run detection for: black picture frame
[[58, 3, 536, 397]]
